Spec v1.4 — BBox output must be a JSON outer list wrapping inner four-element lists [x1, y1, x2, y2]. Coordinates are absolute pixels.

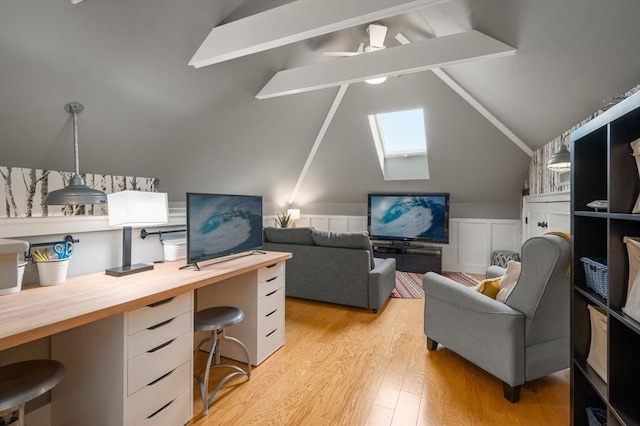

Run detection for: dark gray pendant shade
[[546, 145, 571, 172], [43, 103, 107, 206]]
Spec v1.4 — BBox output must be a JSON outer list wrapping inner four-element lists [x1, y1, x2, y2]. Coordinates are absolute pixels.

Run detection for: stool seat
[[195, 306, 244, 331], [0, 360, 65, 425]]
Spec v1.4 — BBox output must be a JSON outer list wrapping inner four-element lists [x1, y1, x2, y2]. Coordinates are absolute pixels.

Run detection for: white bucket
[[37, 258, 70, 286], [163, 239, 186, 261], [0, 261, 26, 295]]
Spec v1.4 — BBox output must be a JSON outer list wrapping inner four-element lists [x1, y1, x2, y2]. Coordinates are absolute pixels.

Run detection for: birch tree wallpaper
[[0, 166, 158, 218]]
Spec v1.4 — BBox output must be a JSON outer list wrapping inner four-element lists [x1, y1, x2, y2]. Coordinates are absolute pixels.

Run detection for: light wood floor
[[188, 296, 569, 426]]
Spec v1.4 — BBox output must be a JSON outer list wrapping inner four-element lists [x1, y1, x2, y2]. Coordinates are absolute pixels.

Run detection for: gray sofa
[[262, 227, 396, 313], [423, 234, 570, 402]]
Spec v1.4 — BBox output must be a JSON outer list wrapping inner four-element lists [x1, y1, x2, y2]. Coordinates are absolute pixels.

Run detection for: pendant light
[[43, 102, 107, 205], [547, 145, 571, 173]]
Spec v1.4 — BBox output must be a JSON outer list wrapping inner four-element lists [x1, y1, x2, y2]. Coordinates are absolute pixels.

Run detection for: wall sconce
[[287, 208, 301, 227], [43, 102, 108, 206], [106, 191, 168, 277], [547, 145, 571, 173]]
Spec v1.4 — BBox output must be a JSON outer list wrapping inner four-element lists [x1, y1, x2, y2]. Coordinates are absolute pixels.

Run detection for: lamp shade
[[547, 145, 571, 172], [107, 191, 168, 227], [287, 209, 301, 220]]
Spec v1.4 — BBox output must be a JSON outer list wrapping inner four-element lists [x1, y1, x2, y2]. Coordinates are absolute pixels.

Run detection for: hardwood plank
[[187, 297, 569, 425]]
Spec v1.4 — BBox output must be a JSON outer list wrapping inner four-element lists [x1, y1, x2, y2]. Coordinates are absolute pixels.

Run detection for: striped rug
[[391, 271, 479, 299]]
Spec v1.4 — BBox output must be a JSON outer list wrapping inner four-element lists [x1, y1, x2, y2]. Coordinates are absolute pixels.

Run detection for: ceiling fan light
[[365, 76, 387, 85]]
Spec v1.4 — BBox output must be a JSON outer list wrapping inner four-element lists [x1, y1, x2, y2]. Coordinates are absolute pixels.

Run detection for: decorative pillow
[[496, 260, 522, 303], [474, 277, 502, 299], [263, 227, 314, 245], [312, 230, 375, 268]]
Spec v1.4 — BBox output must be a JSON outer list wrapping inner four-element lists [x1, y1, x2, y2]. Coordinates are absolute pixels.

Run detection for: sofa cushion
[[263, 227, 314, 245], [312, 230, 375, 268]]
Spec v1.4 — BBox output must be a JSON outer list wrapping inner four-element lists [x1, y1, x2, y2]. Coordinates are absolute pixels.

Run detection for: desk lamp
[[106, 191, 168, 277]]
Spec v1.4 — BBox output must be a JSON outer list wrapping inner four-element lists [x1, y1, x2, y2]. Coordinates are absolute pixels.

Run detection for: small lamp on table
[[106, 191, 168, 277]]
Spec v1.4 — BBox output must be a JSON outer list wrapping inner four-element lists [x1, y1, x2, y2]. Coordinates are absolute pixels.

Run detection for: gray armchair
[[423, 234, 570, 402]]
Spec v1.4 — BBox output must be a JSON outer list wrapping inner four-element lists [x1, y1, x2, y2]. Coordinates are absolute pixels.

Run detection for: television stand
[[372, 241, 442, 274]]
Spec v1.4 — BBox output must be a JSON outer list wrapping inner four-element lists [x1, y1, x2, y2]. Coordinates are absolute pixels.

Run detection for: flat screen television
[[186, 192, 263, 266], [368, 193, 449, 244]]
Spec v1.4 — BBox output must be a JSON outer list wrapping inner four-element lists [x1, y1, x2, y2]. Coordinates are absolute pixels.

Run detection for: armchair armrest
[[423, 272, 526, 386], [486, 265, 506, 279]]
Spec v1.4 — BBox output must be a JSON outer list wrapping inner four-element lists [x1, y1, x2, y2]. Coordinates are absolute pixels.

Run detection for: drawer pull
[[265, 328, 277, 338], [147, 297, 175, 308], [266, 276, 278, 283], [148, 338, 175, 353], [147, 368, 174, 386], [265, 309, 278, 317], [147, 317, 174, 330], [265, 289, 278, 297], [147, 398, 175, 419], [266, 263, 278, 269]]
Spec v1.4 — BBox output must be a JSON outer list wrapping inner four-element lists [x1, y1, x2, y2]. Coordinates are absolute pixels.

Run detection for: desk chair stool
[[0, 359, 65, 426], [194, 306, 251, 416]]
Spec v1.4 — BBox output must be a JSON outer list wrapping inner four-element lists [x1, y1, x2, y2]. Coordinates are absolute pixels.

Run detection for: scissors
[[53, 241, 74, 259]]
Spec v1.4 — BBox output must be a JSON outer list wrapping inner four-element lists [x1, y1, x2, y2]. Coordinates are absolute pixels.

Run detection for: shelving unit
[[371, 241, 442, 274], [571, 91, 640, 426]]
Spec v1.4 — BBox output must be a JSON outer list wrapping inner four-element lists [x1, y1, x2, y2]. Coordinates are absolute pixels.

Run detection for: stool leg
[[222, 335, 252, 378], [18, 405, 24, 426], [199, 336, 219, 416]]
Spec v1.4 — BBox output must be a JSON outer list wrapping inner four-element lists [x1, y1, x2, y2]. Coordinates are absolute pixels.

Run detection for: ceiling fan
[[323, 23, 390, 58], [323, 23, 400, 84]]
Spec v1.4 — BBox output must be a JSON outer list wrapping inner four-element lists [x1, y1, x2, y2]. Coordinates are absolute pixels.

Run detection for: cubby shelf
[[570, 91, 640, 426]]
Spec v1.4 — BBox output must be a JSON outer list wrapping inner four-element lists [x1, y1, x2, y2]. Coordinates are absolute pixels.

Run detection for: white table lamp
[[106, 191, 168, 277], [287, 208, 301, 227]]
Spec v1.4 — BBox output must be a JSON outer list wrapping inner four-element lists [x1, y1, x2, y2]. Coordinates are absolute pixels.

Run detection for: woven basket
[[581, 257, 608, 299]]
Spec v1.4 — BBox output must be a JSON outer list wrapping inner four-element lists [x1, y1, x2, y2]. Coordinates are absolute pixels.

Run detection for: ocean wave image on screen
[[190, 196, 262, 259], [371, 196, 446, 240]]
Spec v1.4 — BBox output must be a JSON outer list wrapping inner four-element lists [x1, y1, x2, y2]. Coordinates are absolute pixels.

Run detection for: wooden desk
[[0, 251, 291, 426], [0, 251, 291, 350]]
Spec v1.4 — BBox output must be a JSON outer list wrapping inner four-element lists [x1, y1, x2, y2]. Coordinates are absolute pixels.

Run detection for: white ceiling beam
[[255, 30, 516, 99], [188, 0, 445, 68], [432, 68, 533, 157], [393, 34, 532, 157]]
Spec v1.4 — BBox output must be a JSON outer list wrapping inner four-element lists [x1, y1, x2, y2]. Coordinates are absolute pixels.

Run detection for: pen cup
[[36, 258, 70, 286]]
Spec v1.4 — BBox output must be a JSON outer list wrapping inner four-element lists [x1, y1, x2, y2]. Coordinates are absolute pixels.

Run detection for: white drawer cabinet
[[197, 261, 286, 366], [52, 292, 193, 426]]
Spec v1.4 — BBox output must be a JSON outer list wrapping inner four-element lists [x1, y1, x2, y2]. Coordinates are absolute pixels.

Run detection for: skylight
[[374, 109, 427, 157], [368, 108, 429, 180]]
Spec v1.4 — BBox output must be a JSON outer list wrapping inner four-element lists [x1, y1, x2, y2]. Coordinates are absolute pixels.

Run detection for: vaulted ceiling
[[0, 0, 638, 217]]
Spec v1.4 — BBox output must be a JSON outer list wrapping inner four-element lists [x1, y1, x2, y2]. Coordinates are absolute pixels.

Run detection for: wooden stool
[[0, 360, 65, 426], [194, 306, 251, 416]]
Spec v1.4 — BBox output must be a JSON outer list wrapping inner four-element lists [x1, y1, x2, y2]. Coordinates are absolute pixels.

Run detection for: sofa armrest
[[423, 272, 526, 386], [368, 257, 396, 310]]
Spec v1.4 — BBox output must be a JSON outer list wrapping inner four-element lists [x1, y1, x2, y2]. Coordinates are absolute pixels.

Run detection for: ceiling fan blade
[[323, 51, 361, 57], [368, 24, 388, 48], [395, 32, 411, 45], [324, 42, 365, 57]]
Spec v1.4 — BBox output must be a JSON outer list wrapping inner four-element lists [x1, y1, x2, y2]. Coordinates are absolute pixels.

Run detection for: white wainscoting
[[265, 215, 521, 275]]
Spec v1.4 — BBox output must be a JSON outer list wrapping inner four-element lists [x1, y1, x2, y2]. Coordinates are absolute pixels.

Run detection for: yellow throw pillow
[[475, 277, 502, 299], [496, 260, 522, 303]]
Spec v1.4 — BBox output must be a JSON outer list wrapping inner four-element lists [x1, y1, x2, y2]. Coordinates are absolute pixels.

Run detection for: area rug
[[391, 271, 479, 299]]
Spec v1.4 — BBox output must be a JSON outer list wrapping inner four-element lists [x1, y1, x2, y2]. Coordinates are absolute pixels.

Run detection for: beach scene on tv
[[369, 195, 448, 242], [188, 194, 263, 262]]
